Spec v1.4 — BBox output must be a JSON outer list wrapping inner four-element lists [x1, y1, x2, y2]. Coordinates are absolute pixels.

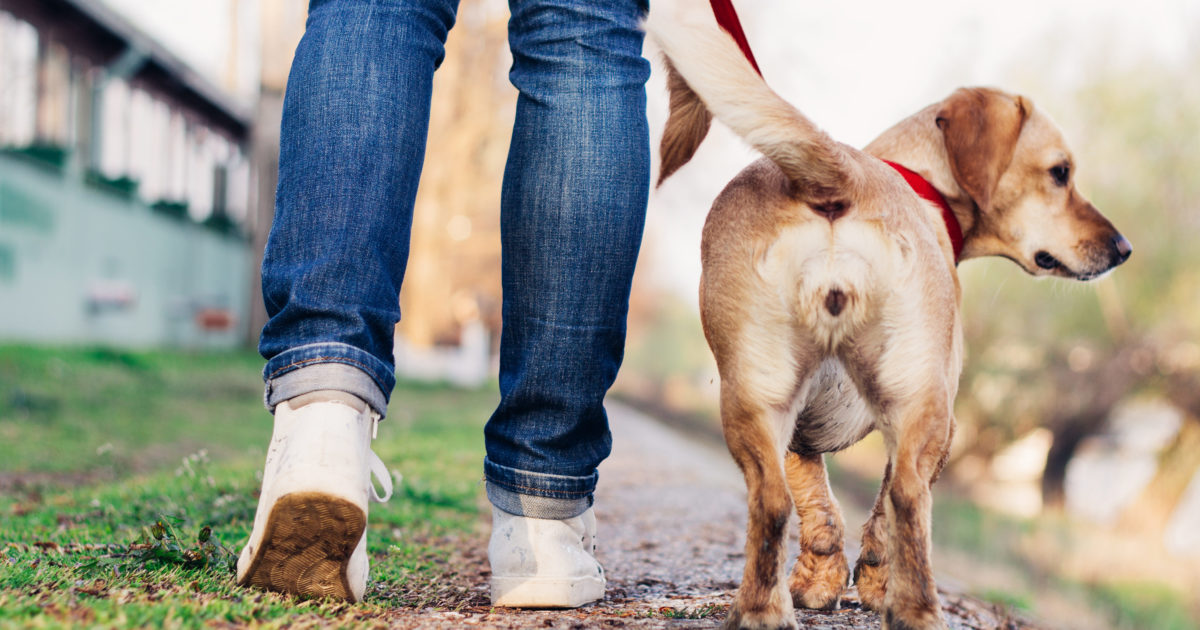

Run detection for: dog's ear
[[936, 88, 1029, 212], [657, 58, 713, 187]]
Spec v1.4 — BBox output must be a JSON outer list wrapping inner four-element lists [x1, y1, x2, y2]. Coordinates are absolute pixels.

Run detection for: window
[[0, 12, 38, 147]]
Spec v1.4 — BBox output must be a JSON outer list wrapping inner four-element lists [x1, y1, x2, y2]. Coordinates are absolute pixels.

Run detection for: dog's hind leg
[[722, 394, 800, 630], [854, 436, 952, 614], [878, 394, 954, 630], [853, 462, 891, 611], [784, 451, 850, 611]]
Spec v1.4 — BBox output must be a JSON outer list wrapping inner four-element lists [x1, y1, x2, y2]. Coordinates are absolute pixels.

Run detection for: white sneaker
[[236, 394, 393, 602], [488, 506, 606, 608]]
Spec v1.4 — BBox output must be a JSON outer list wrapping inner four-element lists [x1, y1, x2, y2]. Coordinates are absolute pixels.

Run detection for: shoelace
[[366, 414, 394, 503], [367, 449, 394, 503]]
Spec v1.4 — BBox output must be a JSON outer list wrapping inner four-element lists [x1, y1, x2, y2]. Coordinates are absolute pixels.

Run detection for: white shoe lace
[[367, 414, 393, 503], [368, 449, 394, 503]]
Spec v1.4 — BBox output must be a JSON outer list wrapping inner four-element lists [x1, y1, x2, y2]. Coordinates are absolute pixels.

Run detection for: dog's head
[[938, 87, 1131, 280]]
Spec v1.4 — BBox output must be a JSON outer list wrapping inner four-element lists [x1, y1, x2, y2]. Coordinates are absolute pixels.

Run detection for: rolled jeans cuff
[[263, 342, 392, 417], [484, 458, 595, 519]]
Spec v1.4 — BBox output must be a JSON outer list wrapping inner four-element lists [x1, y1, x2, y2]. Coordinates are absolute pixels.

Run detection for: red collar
[[882, 160, 964, 263]]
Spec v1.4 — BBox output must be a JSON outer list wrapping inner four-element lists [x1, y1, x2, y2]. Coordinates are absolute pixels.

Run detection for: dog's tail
[[646, 9, 849, 197]]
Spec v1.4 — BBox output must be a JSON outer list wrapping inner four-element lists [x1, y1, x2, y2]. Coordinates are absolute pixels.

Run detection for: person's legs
[[258, 0, 459, 417], [241, 0, 458, 601], [485, 0, 650, 607], [484, 0, 650, 519], [484, 0, 651, 520]]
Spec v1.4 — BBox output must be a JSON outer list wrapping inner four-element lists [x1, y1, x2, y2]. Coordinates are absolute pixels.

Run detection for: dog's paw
[[722, 606, 799, 630], [882, 607, 948, 630], [788, 549, 849, 610], [724, 587, 798, 630], [852, 549, 887, 611]]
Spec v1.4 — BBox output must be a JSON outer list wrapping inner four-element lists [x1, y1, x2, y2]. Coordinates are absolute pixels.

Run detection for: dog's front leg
[[723, 399, 797, 630], [784, 451, 849, 611], [879, 397, 954, 630]]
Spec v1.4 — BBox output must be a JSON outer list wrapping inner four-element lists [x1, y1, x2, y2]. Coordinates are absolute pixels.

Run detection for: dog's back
[[650, 10, 953, 363]]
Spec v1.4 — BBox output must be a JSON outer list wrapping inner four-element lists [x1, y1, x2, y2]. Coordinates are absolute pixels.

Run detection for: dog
[[646, 9, 1130, 630]]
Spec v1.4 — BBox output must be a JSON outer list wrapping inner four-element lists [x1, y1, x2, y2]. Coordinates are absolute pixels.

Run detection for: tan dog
[[647, 10, 1130, 630]]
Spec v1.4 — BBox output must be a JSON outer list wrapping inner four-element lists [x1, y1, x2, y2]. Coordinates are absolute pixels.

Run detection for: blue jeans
[[258, 0, 651, 519]]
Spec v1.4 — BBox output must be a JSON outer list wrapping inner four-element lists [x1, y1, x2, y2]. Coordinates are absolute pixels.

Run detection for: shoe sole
[[238, 492, 366, 600], [490, 576, 606, 608]]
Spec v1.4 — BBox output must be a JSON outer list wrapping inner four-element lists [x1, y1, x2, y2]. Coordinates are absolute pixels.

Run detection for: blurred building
[[246, 0, 306, 343], [0, 0, 516, 360], [0, 0, 254, 347]]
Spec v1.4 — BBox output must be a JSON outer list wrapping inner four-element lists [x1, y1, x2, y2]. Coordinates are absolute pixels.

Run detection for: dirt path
[[394, 402, 1035, 629]]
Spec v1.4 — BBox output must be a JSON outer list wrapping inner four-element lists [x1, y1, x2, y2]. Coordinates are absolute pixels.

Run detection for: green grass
[[930, 495, 1034, 566], [1092, 581, 1200, 630], [648, 603, 726, 619], [978, 588, 1034, 614], [0, 345, 499, 628], [928, 494, 1199, 630], [0, 345, 268, 476], [827, 456, 1199, 630]]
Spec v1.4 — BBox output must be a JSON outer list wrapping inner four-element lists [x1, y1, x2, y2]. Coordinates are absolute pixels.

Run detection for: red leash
[[708, 2, 961, 262], [708, 0, 762, 76]]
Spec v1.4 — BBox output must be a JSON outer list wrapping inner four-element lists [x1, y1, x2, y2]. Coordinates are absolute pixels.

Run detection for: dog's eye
[[1050, 164, 1070, 187]]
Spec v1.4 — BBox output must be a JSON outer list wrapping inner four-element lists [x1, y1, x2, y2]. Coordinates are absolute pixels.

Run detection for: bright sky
[[99, 0, 1199, 298], [99, 0, 258, 102], [741, 0, 1198, 146]]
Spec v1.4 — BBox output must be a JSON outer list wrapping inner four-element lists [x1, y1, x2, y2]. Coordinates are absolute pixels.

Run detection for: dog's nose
[[1111, 234, 1132, 265]]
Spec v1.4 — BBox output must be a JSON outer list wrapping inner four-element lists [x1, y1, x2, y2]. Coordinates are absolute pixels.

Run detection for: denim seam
[[267, 355, 378, 382], [485, 458, 597, 487], [487, 479, 593, 497], [486, 459, 596, 482], [309, 3, 431, 18]]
